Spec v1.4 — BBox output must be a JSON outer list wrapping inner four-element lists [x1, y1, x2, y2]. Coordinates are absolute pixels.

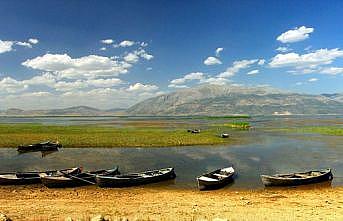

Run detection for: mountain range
[[1, 85, 342, 116], [127, 84, 343, 115]]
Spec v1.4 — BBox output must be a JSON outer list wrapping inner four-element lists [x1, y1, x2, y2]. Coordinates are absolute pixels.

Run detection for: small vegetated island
[[0, 115, 251, 148]]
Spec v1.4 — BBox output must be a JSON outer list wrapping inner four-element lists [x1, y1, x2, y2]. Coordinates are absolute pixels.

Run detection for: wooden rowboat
[[96, 167, 176, 188], [40, 167, 119, 188], [17, 141, 62, 153], [261, 168, 333, 186], [0, 167, 80, 185], [197, 167, 235, 190]]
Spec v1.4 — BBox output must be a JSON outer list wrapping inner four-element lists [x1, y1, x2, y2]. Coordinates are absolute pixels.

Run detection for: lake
[[0, 115, 342, 189]]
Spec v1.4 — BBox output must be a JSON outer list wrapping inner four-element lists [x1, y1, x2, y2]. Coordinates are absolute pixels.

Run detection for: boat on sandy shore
[[17, 141, 62, 153], [197, 167, 235, 190], [0, 167, 80, 185], [96, 167, 176, 187], [261, 168, 333, 186], [40, 167, 119, 188]]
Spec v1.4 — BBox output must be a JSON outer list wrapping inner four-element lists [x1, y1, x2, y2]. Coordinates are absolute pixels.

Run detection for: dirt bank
[[0, 185, 342, 220]]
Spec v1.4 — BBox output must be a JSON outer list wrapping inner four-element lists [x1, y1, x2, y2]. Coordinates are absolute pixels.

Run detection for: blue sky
[[0, 0, 343, 109]]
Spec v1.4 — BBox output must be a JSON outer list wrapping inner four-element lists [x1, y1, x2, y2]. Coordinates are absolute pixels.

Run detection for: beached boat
[[197, 167, 235, 190], [96, 167, 176, 187], [260, 168, 333, 186], [17, 141, 62, 153], [40, 167, 119, 188], [0, 167, 80, 185]]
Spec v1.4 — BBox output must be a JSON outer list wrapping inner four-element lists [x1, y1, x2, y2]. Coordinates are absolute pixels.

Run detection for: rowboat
[[17, 141, 62, 153], [96, 167, 176, 187], [40, 167, 119, 188], [0, 167, 80, 185], [261, 168, 333, 186], [197, 167, 235, 190]]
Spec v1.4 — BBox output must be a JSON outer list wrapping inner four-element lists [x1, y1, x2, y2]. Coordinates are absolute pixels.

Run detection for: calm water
[[0, 116, 342, 189]]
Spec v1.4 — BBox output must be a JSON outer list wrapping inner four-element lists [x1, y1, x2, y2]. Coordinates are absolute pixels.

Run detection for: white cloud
[[246, 69, 259, 75], [215, 47, 224, 57], [127, 83, 159, 92], [114, 40, 135, 48], [168, 84, 189, 89], [99, 47, 106, 51], [170, 72, 204, 85], [277, 26, 314, 43], [0, 77, 28, 94], [16, 41, 32, 48], [28, 38, 39, 44], [0, 40, 14, 54], [146, 67, 153, 71], [140, 42, 148, 47], [295, 82, 303, 86], [123, 49, 153, 63], [269, 48, 343, 69], [54, 80, 88, 91], [101, 39, 114, 44], [204, 56, 222, 65], [22, 53, 132, 79], [218, 59, 258, 78], [320, 67, 343, 75], [199, 77, 230, 85], [124, 52, 139, 63], [308, 78, 318, 82], [276, 46, 291, 53], [86, 78, 122, 87], [257, 59, 265, 65]]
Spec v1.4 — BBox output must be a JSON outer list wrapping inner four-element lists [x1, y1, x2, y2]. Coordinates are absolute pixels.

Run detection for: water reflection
[[0, 133, 342, 189]]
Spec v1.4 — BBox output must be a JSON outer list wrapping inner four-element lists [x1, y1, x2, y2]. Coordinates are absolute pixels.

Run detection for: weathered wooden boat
[[17, 141, 62, 153], [96, 167, 176, 187], [197, 167, 235, 190], [261, 168, 333, 186], [40, 167, 119, 188], [0, 167, 80, 185]]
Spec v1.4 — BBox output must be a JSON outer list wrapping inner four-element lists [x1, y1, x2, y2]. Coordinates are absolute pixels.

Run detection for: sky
[[0, 0, 343, 109]]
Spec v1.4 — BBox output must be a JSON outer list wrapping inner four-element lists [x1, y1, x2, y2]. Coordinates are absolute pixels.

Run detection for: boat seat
[[220, 167, 234, 173], [198, 176, 218, 182], [213, 173, 228, 178]]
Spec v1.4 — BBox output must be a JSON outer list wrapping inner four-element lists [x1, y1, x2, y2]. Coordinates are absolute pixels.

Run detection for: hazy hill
[[1, 106, 118, 116], [127, 84, 343, 115]]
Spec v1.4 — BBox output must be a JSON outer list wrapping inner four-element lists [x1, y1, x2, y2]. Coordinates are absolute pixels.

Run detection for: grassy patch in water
[[276, 126, 343, 136], [0, 123, 233, 148]]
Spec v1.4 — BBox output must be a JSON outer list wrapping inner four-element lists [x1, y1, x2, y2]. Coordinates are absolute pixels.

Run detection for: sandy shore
[[0, 185, 342, 221]]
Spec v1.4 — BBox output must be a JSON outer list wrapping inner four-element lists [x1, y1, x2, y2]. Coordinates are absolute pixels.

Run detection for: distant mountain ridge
[[127, 84, 343, 115], [0, 106, 124, 116]]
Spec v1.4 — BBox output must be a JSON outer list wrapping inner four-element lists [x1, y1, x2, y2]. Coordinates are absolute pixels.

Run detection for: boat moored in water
[[96, 167, 176, 187], [17, 141, 62, 153], [260, 168, 333, 186], [197, 167, 235, 190]]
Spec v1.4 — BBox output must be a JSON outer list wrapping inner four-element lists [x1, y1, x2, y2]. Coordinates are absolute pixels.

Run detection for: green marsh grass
[[277, 126, 343, 136], [0, 123, 233, 148]]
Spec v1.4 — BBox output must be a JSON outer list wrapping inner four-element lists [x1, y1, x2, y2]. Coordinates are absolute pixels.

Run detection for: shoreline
[[0, 185, 342, 220]]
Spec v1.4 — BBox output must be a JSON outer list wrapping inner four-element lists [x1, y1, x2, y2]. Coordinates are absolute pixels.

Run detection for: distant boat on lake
[[261, 168, 333, 186], [96, 167, 176, 187], [17, 141, 61, 153], [197, 167, 235, 190]]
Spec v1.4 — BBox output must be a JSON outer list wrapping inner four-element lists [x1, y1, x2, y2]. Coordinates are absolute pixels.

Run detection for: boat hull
[[96, 168, 176, 188], [197, 167, 235, 190], [0, 173, 41, 185], [261, 169, 333, 186], [40, 168, 119, 188]]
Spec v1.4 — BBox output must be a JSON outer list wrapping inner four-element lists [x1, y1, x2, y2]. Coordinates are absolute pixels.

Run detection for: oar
[[60, 171, 96, 185]]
